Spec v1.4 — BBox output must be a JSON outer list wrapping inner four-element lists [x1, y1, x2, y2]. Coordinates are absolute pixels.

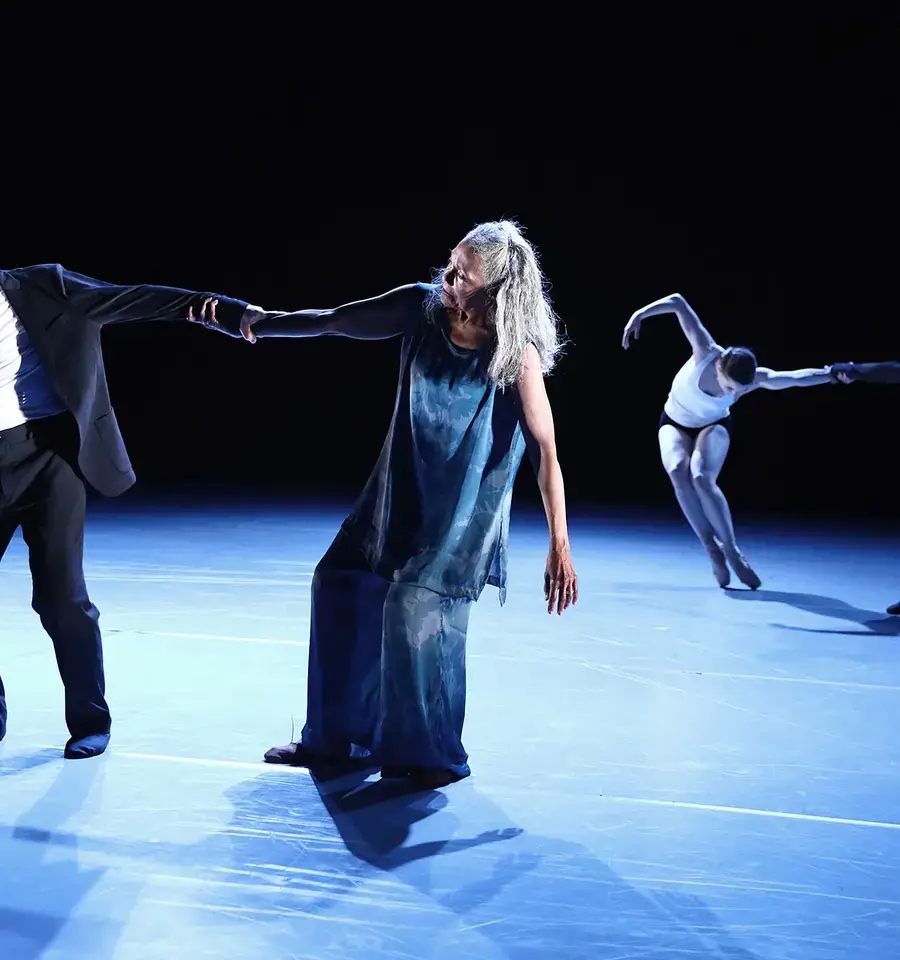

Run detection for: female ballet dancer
[[623, 293, 834, 589]]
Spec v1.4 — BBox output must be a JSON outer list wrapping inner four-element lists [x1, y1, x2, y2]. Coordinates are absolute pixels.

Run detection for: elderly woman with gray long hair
[[194, 220, 577, 788]]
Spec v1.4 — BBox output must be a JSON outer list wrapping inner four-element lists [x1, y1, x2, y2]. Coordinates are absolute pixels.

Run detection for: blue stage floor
[[1, 503, 899, 959]]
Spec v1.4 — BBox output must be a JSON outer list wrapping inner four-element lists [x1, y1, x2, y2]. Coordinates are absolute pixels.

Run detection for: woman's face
[[441, 242, 489, 320]]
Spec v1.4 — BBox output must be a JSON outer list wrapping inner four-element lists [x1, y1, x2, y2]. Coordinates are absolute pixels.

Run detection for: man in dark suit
[[0, 264, 250, 757], [830, 360, 900, 615]]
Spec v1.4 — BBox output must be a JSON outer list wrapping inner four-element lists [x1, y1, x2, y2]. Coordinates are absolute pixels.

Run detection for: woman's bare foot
[[726, 550, 761, 590], [705, 542, 731, 587]]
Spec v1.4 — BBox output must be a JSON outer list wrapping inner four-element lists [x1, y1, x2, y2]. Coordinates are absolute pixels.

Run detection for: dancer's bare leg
[[689, 425, 760, 589], [658, 425, 730, 587]]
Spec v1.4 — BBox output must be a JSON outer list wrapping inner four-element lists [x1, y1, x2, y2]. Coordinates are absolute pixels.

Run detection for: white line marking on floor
[[0, 569, 311, 585], [110, 630, 506, 658], [628, 875, 900, 907], [125, 630, 309, 646], [661, 670, 900, 692], [107, 751, 305, 773], [70, 750, 900, 832], [581, 634, 630, 646], [602, 794, 900, 830]]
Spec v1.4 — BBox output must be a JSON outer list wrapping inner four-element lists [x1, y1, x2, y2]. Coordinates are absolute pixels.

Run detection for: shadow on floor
[[0, 759, 128, 960], [290, 771, 764, 958], [0, 763, 786, 958], [726, 589, 900, 635], [0, 748, 60, 779], [311, 768, 523, 868]]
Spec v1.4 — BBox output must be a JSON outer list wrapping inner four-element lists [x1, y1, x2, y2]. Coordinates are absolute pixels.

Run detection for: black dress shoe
[[888, 600, 900, 616], [381, 765, 470, 789], [64, 732, 110, 759], [264, 742, 314, 766], [263, 742, 370, 775]]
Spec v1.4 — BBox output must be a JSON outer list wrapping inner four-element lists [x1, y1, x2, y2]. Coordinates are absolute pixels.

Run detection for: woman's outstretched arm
[[752, 365, 834, 390], [191, 284, 426, 342], [830, 361, 900, 384]]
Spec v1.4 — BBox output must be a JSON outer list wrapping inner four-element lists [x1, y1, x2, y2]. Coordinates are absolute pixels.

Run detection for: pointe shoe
[[887, 600, 900, 616], [705, 544, 731, 588], [726, 551, 761, 590]]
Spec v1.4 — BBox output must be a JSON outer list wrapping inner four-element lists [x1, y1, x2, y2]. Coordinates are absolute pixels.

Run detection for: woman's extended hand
[[545, 542, 578, 615]]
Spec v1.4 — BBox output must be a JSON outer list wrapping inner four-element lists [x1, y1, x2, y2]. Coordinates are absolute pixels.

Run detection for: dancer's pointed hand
[[622, 312, 643, 349]]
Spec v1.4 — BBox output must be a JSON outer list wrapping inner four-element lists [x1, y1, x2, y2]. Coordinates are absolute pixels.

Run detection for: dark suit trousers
[[0, 413, 111, 738]]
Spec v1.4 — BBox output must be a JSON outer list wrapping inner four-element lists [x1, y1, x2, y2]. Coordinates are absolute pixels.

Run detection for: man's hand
[[830, 362, 857, 384], [187, 297, 222, 330], [187, 298, 263, 341], [544, 542, 578, 615]]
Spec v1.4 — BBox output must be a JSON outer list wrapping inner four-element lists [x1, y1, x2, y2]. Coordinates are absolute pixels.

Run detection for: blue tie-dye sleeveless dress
[[343, 282, 527, 605], [301, 282, 530, 776]]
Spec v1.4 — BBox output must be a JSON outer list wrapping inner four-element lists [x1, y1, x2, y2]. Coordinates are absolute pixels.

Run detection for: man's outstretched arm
[[830, 361, 900, 384], [56, 265, 250, 335]]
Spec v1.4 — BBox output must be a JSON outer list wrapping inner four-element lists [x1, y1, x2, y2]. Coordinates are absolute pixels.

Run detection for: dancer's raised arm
[[622, 293, 715, 360]]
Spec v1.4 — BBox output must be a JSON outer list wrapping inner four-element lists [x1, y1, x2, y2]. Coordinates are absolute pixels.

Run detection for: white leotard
[[664, 349, 736, 428]]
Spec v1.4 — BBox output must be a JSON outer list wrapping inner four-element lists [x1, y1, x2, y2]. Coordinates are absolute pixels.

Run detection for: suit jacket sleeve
[[57, 266, 250, 336], [831, 361, 900, 383]]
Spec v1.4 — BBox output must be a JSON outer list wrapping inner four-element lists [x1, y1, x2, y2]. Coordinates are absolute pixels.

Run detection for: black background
[[3, 15, 897, 521]]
